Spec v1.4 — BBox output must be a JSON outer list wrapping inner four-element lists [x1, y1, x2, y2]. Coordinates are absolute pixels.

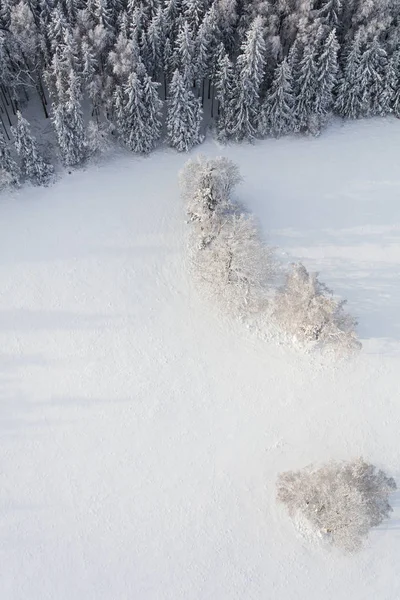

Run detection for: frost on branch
[[277, 459, 396, 552], [273, 263, 360, 352]]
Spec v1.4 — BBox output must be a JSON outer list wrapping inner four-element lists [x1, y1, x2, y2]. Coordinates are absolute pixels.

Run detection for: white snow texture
[[0, 118, 399, 599]]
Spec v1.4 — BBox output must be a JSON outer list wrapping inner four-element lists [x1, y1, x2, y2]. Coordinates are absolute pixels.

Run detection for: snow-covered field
[[1, 118, 399, 599]]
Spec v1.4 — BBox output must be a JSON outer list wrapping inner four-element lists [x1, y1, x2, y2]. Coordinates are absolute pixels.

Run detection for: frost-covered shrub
[[274, 263, 360, 352], [277, 458, 396, 552], [180, 155, 241, 224], [192, 213, 274, 314], [181, 156, 275, 315]]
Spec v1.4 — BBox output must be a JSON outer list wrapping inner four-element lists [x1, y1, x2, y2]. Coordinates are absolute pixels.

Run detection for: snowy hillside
[[1, 118, 400, 599]]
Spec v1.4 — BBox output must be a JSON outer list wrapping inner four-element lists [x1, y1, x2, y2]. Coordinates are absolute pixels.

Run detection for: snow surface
[[0, 118, 399, 599]]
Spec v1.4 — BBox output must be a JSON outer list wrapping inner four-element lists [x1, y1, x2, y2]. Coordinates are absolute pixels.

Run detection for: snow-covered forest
[[0, 0, 400, 184]]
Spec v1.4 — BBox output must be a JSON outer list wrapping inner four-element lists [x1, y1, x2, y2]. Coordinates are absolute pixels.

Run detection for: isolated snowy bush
[[277, 458, 396, 552], [274, 263, 360, 352]]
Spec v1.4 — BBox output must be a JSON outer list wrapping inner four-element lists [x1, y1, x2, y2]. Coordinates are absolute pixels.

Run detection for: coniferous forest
[[0, 0, 399, 185]]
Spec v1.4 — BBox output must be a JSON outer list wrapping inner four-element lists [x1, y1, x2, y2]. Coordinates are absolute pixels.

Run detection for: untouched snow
[[1, 118, 400, 599]]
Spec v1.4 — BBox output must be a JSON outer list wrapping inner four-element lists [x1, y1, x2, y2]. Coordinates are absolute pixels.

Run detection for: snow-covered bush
[[273, 263, 360, 352], [277, 458, 396, 552], [180, 155, 241, 220]]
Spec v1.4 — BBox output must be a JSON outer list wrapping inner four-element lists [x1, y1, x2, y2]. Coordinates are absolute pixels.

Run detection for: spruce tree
[[357, 38, 388, 117], [11, 112, 54, 186], [314, 0, 343, 28], [391, 50, 400, 117], [230, 15, 266, 141], [167, 69, 203, 151], [0, 130, 20, 187], [259, 57, 296, 137], [314, 28, 339, 119], [53, 71, 87, 167], [118, 64, 162, 153], [294, 38, 319, 132], [214, 43, 235, 140], [334, 35, 363, 118], [173, 19, 195, 84]]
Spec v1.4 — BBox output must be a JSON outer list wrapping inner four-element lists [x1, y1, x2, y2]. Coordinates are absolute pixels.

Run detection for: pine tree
[[0, 130, 20, 187], [52, 71, 87, 167], [357, 38, 388, 117], [259, 57, 296, 137], [294, 37, 319, 132], [314, 29, 339, 119], [183, 0, 207, 32], [334, 35, 363, 118], [214, 43, 235, 139], [173, 19, 195, 84], [117, 64, 162, 153], [391, 50, 400, 117], [11, 112, 54, 186], [167, 69, 203, 151], [146, 7, 165, 77], [230, 15, 266, 141], [314, 0, 343, 28]]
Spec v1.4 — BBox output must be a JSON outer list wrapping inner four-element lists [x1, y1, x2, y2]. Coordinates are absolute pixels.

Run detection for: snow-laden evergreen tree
[[0, 130, 20, 187], [167, 69, 203, 151], [173, 19, 196, 84], [357, 38, 389, 117], [146, 7, 165, 77], [230, 15, 266, 141], [215, 0, 237, 55], [11, 112, 54, 186], [117, 63, 162, 153], [214, 43, 235, 140], [259, 58, 296, 138], [391, 50, 400, 117], [52, 70, 86, 167], [334, 35, 363, 118], [183, 0, 207, 32], [314, 28, 339, 122], [313, 0, 343, 28], [294, 34, 320, 132], [195, 3, 220, 86]]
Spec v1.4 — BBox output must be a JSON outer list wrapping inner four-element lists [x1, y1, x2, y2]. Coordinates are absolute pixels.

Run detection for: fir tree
[[334, 35, 363, 118], [294, 36, 319, 132], [118, 64, 162, 153], [12, 112, 54, 186], [259, 57, 296, 137], [357, 38, 388, 117], [391, 50, 400, 117], [0, 130, 20, 187], [167, 69, 203, 151], [314, 29, 339, 119], [230, 15, 266, 141], [173, 19, 195, 84], [314, 0, 343, 28], [214, 43, 235, 139], [52, 71, 87, 167]]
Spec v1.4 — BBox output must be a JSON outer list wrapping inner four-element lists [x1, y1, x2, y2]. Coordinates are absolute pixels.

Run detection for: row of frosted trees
[[0, 0, 400, 185]]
